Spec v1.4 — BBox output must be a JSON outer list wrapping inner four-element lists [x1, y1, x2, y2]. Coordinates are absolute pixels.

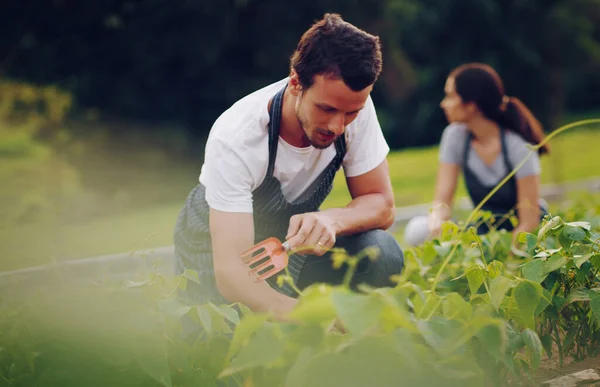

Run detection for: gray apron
[[173, 84, 347, 304], [463, 129, 547, 234]]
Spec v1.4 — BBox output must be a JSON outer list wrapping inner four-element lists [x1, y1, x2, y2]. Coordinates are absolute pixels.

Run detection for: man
[[173, 13, 404, 317]]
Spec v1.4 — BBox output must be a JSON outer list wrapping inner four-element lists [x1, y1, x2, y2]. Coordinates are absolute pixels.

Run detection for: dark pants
[[295, 229, 405, 292]]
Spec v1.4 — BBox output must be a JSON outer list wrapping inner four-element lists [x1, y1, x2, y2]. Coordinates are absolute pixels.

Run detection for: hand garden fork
[[240, 237, 291, 282]]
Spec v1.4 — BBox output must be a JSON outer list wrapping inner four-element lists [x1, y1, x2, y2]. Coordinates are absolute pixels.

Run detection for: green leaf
[[197, 305, 213, 334], [465, 266, 486, 296], [298, 336, 414, 387], [330, 289, 385, 336], [517, 231, 537, 243], [589, 254, 600, 270], [558, 231, 574, 250], [412, 292, 443, 319], [562, 225, 587, 241], [540, 333, 553, 359], [552, 295, 567, 311], [475, 322, 507, 361], [135, 341, 172, 387], [442, 293, 472, 321], [487, 261, 504, 279], [520, 260, 547, 284], [535, 288, 553, 316], [589, 288, 600, 321], [433, 241, 453, 258], [565, 221, 591, 230], [183, 269, 201, 284], [288, 285, 337, 324], [566, 287, 590, 303], [522, 329, 543, 370], [224, 313, 270, 365], [489, 276, 513, 310], [526, 233, 538, 250], [157, 299, 191, 319], [208, 303, 240, 325], [421, 243, 438, 264], [417, 316, 463, 350], [577, 261, 593, 283], [284, 348, 317, 387], [513, 280, 542, 329], [219, 323, 285, 377], [543, 254, 567, 274], [538, 216, 564, 239], [574, 253, 594, 269]]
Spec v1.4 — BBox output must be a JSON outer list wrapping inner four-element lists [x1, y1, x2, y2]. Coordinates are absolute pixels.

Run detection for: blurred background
[[1, 0, 599, 272]]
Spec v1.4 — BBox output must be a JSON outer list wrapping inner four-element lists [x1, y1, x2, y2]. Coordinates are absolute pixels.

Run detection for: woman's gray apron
[[462, 129, 547, 234], [173, 84, 347, 304]]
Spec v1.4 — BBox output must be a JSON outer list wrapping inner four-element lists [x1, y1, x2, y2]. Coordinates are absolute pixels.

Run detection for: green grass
[[0, 119, 598, 272]]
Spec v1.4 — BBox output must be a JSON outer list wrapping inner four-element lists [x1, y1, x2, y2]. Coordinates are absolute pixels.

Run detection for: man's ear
[[288, 70, 303, 96]]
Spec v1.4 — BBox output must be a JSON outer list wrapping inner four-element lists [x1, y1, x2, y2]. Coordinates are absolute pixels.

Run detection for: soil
[[533, 351, 600, 385]]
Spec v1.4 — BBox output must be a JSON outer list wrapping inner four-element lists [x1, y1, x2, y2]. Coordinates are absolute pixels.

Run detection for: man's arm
[[209, 208, 298, 315], [284, 159, 394, 254], [325, 158, 395, 235]]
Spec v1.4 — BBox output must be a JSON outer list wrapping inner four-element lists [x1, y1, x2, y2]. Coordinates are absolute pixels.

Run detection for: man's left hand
[[285, 212, 338, 256]]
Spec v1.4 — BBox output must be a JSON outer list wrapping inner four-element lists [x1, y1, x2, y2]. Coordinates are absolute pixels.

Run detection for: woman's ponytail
[[502, 96, 550, 155]]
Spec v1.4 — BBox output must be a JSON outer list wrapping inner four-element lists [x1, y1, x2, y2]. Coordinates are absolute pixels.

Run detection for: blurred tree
[[383, 0, 600, 148], [0, 0, 598, 151]]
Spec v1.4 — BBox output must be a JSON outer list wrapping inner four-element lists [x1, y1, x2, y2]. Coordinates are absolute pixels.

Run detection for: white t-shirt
[[199, 77, 390, 213]]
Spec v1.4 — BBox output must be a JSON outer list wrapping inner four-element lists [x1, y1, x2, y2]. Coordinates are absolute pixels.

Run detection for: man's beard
[[296, 111, 337, 150]]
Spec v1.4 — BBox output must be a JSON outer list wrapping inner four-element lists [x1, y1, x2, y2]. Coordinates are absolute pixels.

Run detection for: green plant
[[518, 216, 600, 365]]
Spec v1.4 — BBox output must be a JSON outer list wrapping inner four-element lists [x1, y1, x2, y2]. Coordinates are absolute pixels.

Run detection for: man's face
[[293, 74, 372, 149]]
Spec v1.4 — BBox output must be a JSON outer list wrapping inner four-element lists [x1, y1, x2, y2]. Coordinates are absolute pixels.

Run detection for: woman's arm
[[430, 162, 461, 235], [513, 174, 542, 237]]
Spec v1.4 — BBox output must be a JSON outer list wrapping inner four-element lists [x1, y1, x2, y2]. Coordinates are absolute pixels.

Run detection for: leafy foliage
[[1, 203, 598, 386]]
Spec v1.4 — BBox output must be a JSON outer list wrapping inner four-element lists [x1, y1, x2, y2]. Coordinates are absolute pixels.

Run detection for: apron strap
[[499, 128, 514, 173], [266, 84, 287, 178], [462, 131, 473, 167]]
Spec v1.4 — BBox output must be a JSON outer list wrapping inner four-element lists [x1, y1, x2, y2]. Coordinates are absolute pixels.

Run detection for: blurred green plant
[[0, 79, 83, 226]]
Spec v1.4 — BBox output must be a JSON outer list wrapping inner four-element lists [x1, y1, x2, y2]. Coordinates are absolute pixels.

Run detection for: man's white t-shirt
[[199, 77, 390, 213]]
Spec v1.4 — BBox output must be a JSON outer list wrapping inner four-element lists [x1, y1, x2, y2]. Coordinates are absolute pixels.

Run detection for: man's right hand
[[285, 211, 338, 256], [209, 208, 298, 315]]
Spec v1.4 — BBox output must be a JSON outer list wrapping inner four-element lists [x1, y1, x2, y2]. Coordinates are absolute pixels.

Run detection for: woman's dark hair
[[289, 13, 383, 92], [450, 63, 550, 155]]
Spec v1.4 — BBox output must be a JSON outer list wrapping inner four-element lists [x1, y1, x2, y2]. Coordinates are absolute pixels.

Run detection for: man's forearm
[[215, 264, 298, 314], [323, 193, 395, 237], [210, 208, 298, 317]]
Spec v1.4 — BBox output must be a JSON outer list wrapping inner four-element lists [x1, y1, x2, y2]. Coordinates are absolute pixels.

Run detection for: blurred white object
[[404, 215, 432, 247]]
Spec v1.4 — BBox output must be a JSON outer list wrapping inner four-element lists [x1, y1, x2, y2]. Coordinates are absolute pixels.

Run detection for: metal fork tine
[[248, 260, 274, 276], [256, 269, 278, 282], [240, 246, 264, 261], [242, 250, 270, 266]]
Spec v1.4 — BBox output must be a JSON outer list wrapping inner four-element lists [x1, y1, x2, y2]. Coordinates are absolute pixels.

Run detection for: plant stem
[[284, 266, 304, 297], [553, 321, 564, 367]]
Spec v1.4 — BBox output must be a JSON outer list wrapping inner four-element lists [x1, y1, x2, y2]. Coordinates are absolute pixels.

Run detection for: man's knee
[[340, 229, 404, 288], [354, 229, 403, 260]]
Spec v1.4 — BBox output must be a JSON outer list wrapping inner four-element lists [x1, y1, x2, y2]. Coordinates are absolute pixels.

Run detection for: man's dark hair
[[289, 13, 383, 92]]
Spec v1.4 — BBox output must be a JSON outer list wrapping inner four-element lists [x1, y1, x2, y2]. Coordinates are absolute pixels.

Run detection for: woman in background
[[404, 63, 550, 247]]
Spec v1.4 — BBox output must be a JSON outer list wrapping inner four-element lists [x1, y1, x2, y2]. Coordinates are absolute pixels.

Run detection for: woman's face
[[440, 77, 473, 123]]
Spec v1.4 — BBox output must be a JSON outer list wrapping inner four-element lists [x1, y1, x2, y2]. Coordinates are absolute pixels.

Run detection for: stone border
[[541, 368, 600, 386]]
